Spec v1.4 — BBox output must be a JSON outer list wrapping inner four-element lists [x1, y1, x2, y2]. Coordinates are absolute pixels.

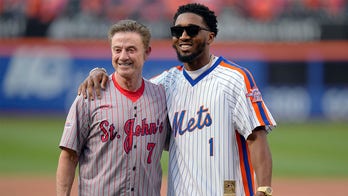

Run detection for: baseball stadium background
[[0, 0, 347, 195]]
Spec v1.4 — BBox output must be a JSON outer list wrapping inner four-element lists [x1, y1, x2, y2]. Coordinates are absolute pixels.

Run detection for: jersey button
[[133, 166, 136, 171], [134, 113, 137, 117], [134, 106, 137, 110], [134, 145, 137, 148], [131, 188, 134, 191]]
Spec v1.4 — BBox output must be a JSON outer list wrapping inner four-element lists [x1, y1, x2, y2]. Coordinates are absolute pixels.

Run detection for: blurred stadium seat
[[0, 0, 347, 40]]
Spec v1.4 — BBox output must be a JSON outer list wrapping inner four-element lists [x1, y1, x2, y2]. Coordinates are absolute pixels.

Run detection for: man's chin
[[117, 70, 133, 78], [177, 54, 194, 63]]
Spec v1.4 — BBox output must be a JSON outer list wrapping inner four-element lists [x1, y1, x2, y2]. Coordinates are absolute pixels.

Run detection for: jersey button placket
[[133, 105, 137, 149], [134, 106, 137, 117], [131, 105, 137, 193], [132, 165, 137, 191]]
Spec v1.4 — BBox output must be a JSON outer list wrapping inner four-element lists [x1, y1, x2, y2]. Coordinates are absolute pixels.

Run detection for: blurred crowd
[[0, 0, 347, 41]]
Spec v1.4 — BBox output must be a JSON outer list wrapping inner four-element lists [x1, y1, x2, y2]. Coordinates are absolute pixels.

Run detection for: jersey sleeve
[[232, 70, 276, 139], [149, 70, 169, 85], [59, 95, 90, 156]]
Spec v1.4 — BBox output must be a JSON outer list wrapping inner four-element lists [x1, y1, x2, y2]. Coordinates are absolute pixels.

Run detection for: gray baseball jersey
[[151, 56, 276, 196], [59, 73, 169, 196]]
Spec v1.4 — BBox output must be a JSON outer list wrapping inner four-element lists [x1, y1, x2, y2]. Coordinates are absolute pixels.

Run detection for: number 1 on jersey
[[209, 137, 213, 156]]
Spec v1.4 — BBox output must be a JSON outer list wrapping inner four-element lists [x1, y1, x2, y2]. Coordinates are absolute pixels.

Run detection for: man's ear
[[145, 46, 152, 59], [207, 32, 215, 45]]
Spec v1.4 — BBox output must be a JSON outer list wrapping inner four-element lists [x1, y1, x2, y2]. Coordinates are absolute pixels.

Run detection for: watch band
[[257, 186, 273, 196], [89, 67, 107, 75]]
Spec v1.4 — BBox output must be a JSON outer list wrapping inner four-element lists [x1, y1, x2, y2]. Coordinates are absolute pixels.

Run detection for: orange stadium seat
[[103, 0, 143, 21], [162, 0, 223, 19], [137, 0, 165, 21]]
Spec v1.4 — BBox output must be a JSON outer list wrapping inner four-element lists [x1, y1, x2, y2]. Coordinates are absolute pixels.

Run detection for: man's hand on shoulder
[[78, 67, 109, 100]]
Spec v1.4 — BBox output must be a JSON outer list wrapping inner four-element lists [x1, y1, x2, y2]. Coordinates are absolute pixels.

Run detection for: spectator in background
[[0, 0, 23, 16], [323, 0, 345, 17], [245, 0, 285, 21], [137, 0, 164, 22], [1, 0, 347, 39], [162, 0, 223, 19], [136, 0, 169, 38], [104, 0, 142, 21], [0, 0, 26, 37], [162, 0, 190, 19], [80, 0, 104, 17], [25, 0, 67, 37]]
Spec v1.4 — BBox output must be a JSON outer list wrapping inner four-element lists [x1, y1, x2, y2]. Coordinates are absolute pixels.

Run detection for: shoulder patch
[[246, 87, 263, 102]]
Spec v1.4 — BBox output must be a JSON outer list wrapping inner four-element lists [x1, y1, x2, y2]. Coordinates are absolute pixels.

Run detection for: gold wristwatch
[[257, 186, 273, 196]]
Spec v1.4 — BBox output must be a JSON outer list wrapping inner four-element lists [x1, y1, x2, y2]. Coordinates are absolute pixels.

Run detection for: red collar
[[112, 73, 144, 102]]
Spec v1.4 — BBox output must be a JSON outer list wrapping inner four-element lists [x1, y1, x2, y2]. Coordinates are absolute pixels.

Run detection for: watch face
[[266, 187, 273, 194]]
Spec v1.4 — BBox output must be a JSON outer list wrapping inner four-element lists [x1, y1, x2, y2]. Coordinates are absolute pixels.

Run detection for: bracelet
[[89, 67, 107, 75]]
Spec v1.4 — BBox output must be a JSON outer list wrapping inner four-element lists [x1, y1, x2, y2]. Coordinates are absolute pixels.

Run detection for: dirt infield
[[0, 176, 347, 196]]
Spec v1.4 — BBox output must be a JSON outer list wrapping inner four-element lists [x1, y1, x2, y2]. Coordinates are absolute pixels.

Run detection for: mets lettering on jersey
[[60, 75, 168, 196], [172, 105, 212, 137], [152, 56, 276, 196]]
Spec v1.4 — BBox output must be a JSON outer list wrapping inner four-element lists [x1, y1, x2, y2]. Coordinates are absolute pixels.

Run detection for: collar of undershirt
[[185, 55, 217, 79], [183, 55, 219, 86], [112, 73, 145, 102]]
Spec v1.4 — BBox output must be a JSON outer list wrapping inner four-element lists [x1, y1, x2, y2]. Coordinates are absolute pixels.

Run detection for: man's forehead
[[111, 33, 143, 48], [175, 12, 204, 26], [112, 32, 142, 42]]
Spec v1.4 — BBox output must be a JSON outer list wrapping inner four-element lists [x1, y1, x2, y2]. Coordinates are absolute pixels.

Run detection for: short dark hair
[[173, 3, 218, 37]]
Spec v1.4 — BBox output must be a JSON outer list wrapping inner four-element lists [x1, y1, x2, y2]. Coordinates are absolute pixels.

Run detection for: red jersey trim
[[112, 73, 145, 102]]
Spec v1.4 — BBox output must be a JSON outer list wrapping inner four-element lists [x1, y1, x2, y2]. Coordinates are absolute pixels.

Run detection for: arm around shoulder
[[78, 67, 109, 100]]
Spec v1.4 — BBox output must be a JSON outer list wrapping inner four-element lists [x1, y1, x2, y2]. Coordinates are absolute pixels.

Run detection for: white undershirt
[[185, 56, 217, 80]]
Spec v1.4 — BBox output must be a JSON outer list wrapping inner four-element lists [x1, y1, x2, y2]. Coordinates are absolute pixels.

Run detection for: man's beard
[[174, 42, 205, 63]]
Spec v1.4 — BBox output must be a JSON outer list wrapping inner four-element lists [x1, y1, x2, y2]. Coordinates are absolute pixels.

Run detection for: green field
[[0, 116, 347, 179]]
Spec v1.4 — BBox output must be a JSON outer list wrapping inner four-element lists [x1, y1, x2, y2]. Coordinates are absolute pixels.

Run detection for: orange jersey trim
[[236, 131, 255, 196], [220, 61, 274, 126]]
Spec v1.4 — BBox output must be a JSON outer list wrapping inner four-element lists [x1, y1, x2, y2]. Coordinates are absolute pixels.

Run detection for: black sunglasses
[[170, 25, 210, 38]]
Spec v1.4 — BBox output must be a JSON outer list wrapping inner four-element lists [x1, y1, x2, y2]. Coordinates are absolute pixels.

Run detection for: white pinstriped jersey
[[59, 73, 169, 196], [151, 56, 276, 196]]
